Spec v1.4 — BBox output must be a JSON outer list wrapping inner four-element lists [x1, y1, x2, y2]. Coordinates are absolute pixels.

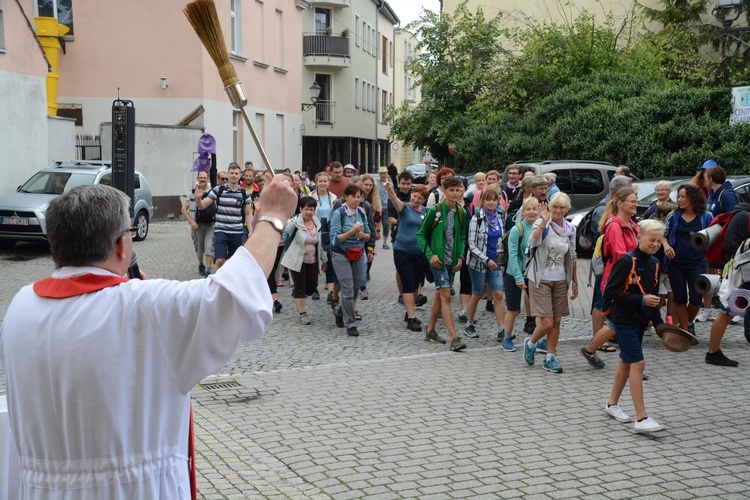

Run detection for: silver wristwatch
[[258, 216, 284, 234]]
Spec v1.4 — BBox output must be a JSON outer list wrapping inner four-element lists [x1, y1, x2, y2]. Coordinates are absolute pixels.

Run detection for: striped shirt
[[207, 185, 251, 234]]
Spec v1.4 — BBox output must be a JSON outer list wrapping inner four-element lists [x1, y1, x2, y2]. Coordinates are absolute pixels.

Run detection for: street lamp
[[712, 0, 750, 48], [301, 81, 322, 112]]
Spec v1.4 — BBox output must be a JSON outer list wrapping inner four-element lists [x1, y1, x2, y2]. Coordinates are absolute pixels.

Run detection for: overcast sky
[[389, 0, 441, 27]]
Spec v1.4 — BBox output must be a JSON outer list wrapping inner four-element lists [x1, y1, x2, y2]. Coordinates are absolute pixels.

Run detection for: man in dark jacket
[[706, 202, 750, 366]]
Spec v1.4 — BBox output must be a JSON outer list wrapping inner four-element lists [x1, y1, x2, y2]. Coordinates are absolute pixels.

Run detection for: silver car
[[0, 161, 154, 248]]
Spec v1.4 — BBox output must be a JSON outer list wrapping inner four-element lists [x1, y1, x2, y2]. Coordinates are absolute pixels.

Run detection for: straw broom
[[184, 0, 273, 171]]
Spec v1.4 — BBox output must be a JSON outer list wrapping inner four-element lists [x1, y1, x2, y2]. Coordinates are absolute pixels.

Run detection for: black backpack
[[499, 222, 523, 268], [211, 185, 250, 224], [576, 208, 597, 251], [193, 189, 217, 223]]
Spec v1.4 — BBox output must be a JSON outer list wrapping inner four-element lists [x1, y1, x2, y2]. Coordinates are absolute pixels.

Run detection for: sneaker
[[665, 314, 673, 325], [496, 328, 506, 342], [543, 355, 563, 373], [464, 324, 479, 338], [406, 318, 422, 332], [604, 403, 632, 423], [360, 289, 369, 300], [705, 349, 739, 367], [707, 309, 717, 321], [398, 294, 404, 305], [536, 339, 548, 353], [524, 339, 536, 365], [485, 301, 494, 313], [347, 327, 360, 337], [450, 336, 467, 351], [415, 294, 428, 307], [326, 292, 332, 304], [634, 417, 666, 433], [273, 300, 283, 313], [403, 312, 421, 324], [501, 338, 516, 352], [579, 346, 606, 369], [205, 269, 211, 278], [425, 329, 447, 344], [457, 310, 468, 322], [299, 313, 311, 325], [450, 285, 455, 296], [198, 263, 206, 276], [334, 313, 344, 328], [645, 325, 653, 336], [695, 308, 711, 322], [382, 243, 390, 249], [523, 322, 535, 334], [731, 315, 741, 324], [311, 290, 320, 301], [688, 322, 696, 335]]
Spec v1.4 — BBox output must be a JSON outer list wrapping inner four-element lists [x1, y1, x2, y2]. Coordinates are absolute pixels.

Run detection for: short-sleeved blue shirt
[[393, 204, 426, 255]]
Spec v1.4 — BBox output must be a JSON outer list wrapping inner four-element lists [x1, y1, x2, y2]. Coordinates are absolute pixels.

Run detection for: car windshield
[[639, 180, 687, 205], [407, 164, 426, 175], [19, 172, 96, 194]]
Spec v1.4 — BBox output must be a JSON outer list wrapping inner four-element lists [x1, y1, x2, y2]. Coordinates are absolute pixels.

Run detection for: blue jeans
[[213, 231, 243, 260], [468, 267, 504, 294], [431, 266, 455, 290]]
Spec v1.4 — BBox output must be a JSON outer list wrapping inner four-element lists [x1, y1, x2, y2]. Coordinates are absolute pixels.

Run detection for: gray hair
[[544, 173, 557, 182], [609, 175, 632, 195], [654, 180, 671, 190], [46, 184, 131, 268]]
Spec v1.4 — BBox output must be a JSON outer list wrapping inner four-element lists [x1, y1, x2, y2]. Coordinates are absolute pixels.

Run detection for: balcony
[[312, 100, 335, 125], [309, 0, 350, 7], [303, 34, 350, 69]]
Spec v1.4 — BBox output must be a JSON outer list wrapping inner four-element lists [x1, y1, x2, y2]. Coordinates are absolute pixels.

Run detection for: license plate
[[1, 217, 28, 226]]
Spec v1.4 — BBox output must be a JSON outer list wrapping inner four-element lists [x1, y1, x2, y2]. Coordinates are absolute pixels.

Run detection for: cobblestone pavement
[[1, 221, 749, 498]]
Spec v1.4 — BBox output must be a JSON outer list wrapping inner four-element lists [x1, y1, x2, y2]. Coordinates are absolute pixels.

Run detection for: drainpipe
[[35, 17, 69, 116], [374, 0, 386, 174]]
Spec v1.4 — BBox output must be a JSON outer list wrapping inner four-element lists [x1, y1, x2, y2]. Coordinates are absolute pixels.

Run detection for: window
[[276, 9, 284, 68], [230, 0, 242, 55], [571, 169, 604, 195], [552, 169, 572, 192], [355, 15, 360, 46], [0, 10, 5, 51], [315, 7, 330, 34], [381, 90, 387, 122], [354, 77, 360, 108], [232, 111, 240, 162], [362, 81, 367, 110], [37, 0, 74, 36], [254, 0, 265, 62], [381, 35, 387, 74], [389, 40, 393, 67]]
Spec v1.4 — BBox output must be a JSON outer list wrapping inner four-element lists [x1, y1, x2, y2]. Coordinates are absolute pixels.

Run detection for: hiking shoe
[[406, 318, 422, 332], [485, 301, 494, 313], [382, 243, 390, 249], [398, 294, 404, 304], [537, 339, 548, 353], [524, 339, 536, 365], [334, 313, 344, 328], [580, 346, 606, 369], [731, 315, 741, 324], [416, 294, 428, 307], [273, 300, 283, 313], [543, 355, 563, 373], [326, 292, 332, 303], [457, 310, 468, 322], [464, 324, 479, 338], [204, 269, 211, 278], [198, 263, 206, 276], [604, 403, 632, 423], [403, 312, 421, 324], [634, 417, 666, 433], [523, 322, 535, 334], [299, 313, 311, 325], [360, 289, 369, 300], [311, 290, 320, 301], [450, 336, 467, 351], [695, 308, 711, 322], [705, 349, 739, 367], [688, 322, 696, 335], [347, 327, 360, 337], [501, 338, 516, 352], [425, 329, 447, 344]]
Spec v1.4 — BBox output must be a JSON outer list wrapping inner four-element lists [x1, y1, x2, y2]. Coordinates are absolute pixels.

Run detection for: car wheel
[[0, 239, 16, 250], [134, 210, 149, 241]]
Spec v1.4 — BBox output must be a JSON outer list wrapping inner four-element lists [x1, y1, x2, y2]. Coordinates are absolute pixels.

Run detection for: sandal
[[276, 279, 284, 287], [354, 311, 362, 321], [597, 342, 617, 353]]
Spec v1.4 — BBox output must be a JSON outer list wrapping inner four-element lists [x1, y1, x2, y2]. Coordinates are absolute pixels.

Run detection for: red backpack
[[706, 212, 750, 268]]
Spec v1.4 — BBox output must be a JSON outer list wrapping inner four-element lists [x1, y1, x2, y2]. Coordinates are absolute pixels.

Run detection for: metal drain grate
[[201, 380, 241, 391]]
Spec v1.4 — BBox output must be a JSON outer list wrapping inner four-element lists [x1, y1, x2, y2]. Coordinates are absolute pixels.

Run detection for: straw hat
[[378, 166, 388, 173], [530, 175, 549, 187], [656, 324, 699, 352]]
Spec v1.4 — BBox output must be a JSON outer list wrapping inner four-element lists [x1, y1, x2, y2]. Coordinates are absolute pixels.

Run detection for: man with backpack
[[182, 171, 215, 277], [195, 163, 253, 273]]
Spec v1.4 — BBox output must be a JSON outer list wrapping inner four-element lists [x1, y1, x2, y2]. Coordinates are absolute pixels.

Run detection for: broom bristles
[[184, 0, 239, 87]]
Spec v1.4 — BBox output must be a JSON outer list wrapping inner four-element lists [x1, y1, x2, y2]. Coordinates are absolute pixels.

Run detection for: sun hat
[[530, 175, 549, 187], [699, 159, 717, 171], [656, 324, 699, 352], [343, 164, 357, 171], [378, 166, 388, 173], [197, 133, 217, 155], [522, 176, 534, 188]]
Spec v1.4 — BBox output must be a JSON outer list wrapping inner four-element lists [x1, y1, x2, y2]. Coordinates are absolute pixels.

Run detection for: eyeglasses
[[219, 177, 228, 181], [118, 226, 138, 241]]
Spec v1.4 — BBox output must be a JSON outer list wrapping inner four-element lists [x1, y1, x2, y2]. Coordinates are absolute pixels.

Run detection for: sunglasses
[[219, 177, 228, 181]]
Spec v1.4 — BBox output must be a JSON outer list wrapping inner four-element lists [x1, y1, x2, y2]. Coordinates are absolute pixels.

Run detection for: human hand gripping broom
[[184, 0, 273, 171]]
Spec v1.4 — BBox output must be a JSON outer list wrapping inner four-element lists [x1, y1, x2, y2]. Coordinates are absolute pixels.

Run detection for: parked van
[[502, 160, 638, 212]]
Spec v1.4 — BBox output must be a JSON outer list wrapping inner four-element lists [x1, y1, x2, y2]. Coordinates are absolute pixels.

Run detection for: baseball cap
[[699, 159, 717, 170]]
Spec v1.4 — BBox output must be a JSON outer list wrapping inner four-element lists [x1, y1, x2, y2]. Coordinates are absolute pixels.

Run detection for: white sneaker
[[694, 308, 711, 322], [707, 309, 717, 321], [634, 417, 666, 433], [604, 403, 632, 423], [731, 315, 741, 324], [645, 325, 653, 336]]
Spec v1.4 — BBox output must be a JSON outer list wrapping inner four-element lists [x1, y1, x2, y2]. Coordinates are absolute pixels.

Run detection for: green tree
[[388, 3, 507, 160]]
